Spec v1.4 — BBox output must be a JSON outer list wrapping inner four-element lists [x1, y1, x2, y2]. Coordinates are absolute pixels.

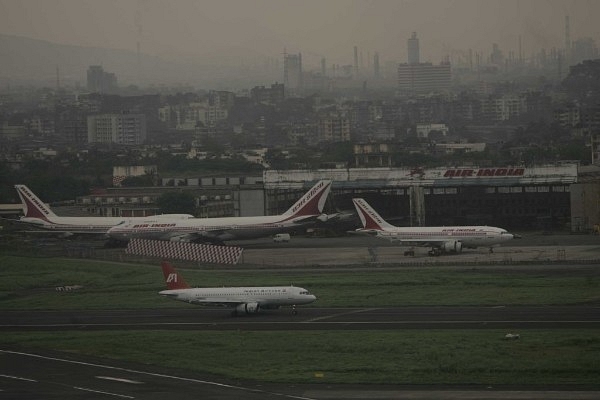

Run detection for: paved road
[[2, 305, 600, 332], [231, 234, 600, 266], [234, 231, 600, 249]]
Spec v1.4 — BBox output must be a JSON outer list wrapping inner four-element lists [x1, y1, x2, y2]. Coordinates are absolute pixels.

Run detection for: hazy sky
[[1, 0, 598, 68]]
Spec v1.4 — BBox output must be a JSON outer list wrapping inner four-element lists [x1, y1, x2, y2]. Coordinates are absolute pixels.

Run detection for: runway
[[3, 238, 600, 399], [2, 348, 600, 400], [2, 305, 599, 331]]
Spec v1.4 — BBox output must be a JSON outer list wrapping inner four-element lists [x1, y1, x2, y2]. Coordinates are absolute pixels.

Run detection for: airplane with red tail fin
[[107, 180, 332, 244], [351, 198, 516, 256], [159, 261, 316, 316], [13, 184, 193, 237]]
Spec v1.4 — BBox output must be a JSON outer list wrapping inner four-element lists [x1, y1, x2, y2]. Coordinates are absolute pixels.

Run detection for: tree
[[121, 175, 155, 187], [156, 191, 197, 215]]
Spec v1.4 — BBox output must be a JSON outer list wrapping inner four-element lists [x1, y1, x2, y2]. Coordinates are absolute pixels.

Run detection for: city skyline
[[1, 0, 598, 70]]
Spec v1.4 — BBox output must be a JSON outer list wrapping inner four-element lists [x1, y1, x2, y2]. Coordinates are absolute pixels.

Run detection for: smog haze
[[0, 0, 598, 87]]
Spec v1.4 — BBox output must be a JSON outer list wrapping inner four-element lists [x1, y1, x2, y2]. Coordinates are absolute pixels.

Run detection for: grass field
[[1, 255, 599, 385], [1, 255, 599, 309], [3, 330, 600, 384]]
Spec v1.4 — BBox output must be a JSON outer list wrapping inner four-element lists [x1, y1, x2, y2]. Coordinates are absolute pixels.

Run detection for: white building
[[87, 114, 146, 145], [416, 123, 449, 138]]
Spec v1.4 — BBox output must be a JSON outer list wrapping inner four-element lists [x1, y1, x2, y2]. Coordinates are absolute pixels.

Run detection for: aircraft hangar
[[65, 162, 596, 234], [264, 164, 580, 231]]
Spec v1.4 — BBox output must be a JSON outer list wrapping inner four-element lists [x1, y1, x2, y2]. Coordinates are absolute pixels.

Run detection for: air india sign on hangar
[[443, 168, 524, 177], [265, 164, 578, 188]]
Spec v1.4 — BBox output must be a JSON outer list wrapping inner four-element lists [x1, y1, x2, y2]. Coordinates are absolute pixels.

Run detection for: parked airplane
[[159, 261, 316, 315], [14, 184, 193, 237], [107, 180, 332, 244], [351, 198, 516, 256]]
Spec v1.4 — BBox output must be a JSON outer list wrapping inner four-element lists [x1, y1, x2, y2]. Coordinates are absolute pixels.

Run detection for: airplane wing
[[156, 230, 233, 244], [159, 292, 243, 307], [188, 298, 242, 307], [390, 239, 449, 248], [348, 229, 379, 236], [7, 227, 110, 239], [351, 230, 460, 248]]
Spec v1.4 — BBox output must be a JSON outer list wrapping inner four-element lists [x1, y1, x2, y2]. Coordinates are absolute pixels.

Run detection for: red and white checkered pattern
[[113, 175, 127, 187], [126, 238, 243, 264]]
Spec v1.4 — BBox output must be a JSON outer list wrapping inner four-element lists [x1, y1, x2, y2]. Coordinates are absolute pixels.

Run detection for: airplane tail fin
[[282, 180, 332, 218], [352, 198, 395, 231], [15, 185, 57, 220], [161, 261, 191, 290]]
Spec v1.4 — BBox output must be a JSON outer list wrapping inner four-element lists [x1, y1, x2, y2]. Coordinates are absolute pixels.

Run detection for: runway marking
[[96, 376, 143, 384], [3, 320, 600, 329], [304, 308, 381, 322], [73, 386, 134, 398], [1, 350, 317, 400], [0, 374, 37, 382]]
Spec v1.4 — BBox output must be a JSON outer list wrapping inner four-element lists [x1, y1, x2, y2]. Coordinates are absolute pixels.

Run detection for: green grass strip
[[3, 329, 600, 384], [1, 255, 599, 309]]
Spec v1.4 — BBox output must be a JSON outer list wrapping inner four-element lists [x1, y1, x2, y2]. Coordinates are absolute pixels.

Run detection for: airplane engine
[[236, 302, 260, 314], [442, 240, 463, 253]]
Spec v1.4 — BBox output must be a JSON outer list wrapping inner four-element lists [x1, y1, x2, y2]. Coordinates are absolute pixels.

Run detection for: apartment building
[[87, 113, 147, 145]]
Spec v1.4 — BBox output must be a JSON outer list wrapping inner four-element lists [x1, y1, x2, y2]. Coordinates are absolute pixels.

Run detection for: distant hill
[[0, 34, 276, 89]]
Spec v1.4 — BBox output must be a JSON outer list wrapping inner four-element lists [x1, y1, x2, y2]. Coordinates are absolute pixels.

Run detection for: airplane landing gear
[[292, 305, 298, 316], [428, 248, 442, 256]]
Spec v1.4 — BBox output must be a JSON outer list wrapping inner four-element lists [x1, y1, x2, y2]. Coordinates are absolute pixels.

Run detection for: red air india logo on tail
[[291, 181, 327, 216], [18, 186, 51, 220], [356, 199, 386, 230], [166, 273, 178, 283]]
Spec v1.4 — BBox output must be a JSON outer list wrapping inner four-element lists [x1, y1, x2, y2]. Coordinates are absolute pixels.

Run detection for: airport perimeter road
[[234, 234, 600, 266], [2, 305, 599, 332]]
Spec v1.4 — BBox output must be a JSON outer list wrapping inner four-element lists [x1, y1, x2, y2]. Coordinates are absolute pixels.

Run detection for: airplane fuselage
[[159, 285, 316, 308], [20, 216, 126, 233], [107, 214, 312, 242], [365, 226, 513, 248], [19, 214, 194, 234]]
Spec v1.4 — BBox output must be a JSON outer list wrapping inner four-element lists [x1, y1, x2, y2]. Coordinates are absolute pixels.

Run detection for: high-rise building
[[354, 46, 359, 78], [490, 43, 503, 65], [283, 52, 302, 95], [374, 52, 380, 79], [398, 33, 451, 94], [250, 83, 285, 104], [318, 115, 350, 142], [565, 15, 571, 62], [87, 113, 146, 145], [572, 38, 598, 64], [592, 134, 600, 165], [87, 65, 117, 93], [397, 63, 451, 94], [407, 32, 420, 65]]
